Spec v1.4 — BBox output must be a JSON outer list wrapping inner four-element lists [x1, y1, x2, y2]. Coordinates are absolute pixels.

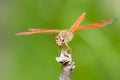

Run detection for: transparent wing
[[69, 12, 86, 33], [77, 18, 118, 31], [28, 28, 61, 32], [16, 28, 61, 35]]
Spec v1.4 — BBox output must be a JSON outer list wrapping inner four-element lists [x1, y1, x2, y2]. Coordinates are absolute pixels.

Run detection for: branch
[[56, 50, 75, 80]]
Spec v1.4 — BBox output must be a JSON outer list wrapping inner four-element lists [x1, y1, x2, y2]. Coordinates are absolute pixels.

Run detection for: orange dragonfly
[[16, 12, 117, 46]]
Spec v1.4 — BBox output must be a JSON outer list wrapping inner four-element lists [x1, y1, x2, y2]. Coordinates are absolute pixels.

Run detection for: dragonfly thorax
[[54, 30, 73, 46]]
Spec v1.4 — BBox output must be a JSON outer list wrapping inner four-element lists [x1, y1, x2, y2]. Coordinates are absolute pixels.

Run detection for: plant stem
[[56, 50, 75, 80]]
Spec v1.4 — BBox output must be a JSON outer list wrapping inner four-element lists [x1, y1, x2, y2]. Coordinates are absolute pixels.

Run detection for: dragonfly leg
[[59, 43, 72, 54]]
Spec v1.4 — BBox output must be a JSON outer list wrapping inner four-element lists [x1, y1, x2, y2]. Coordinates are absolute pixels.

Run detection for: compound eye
[[55, 37, 60, 41], [55, 38, 58, 40], [61, 39, 64, 42]]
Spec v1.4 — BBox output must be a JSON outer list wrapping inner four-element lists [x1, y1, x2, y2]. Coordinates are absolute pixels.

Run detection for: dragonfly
[[16, 12, 117, 47]]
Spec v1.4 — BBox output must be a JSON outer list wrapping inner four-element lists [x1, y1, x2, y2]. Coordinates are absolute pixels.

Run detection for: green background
[[0, 0, 120, 80]]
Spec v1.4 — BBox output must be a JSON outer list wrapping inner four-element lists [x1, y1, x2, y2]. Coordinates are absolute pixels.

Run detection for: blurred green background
[[0, 0, 120, 80]]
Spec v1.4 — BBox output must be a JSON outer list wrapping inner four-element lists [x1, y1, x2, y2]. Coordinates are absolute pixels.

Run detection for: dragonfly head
[[54, 30, 73, 46], [54, 35, 65, 46]]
